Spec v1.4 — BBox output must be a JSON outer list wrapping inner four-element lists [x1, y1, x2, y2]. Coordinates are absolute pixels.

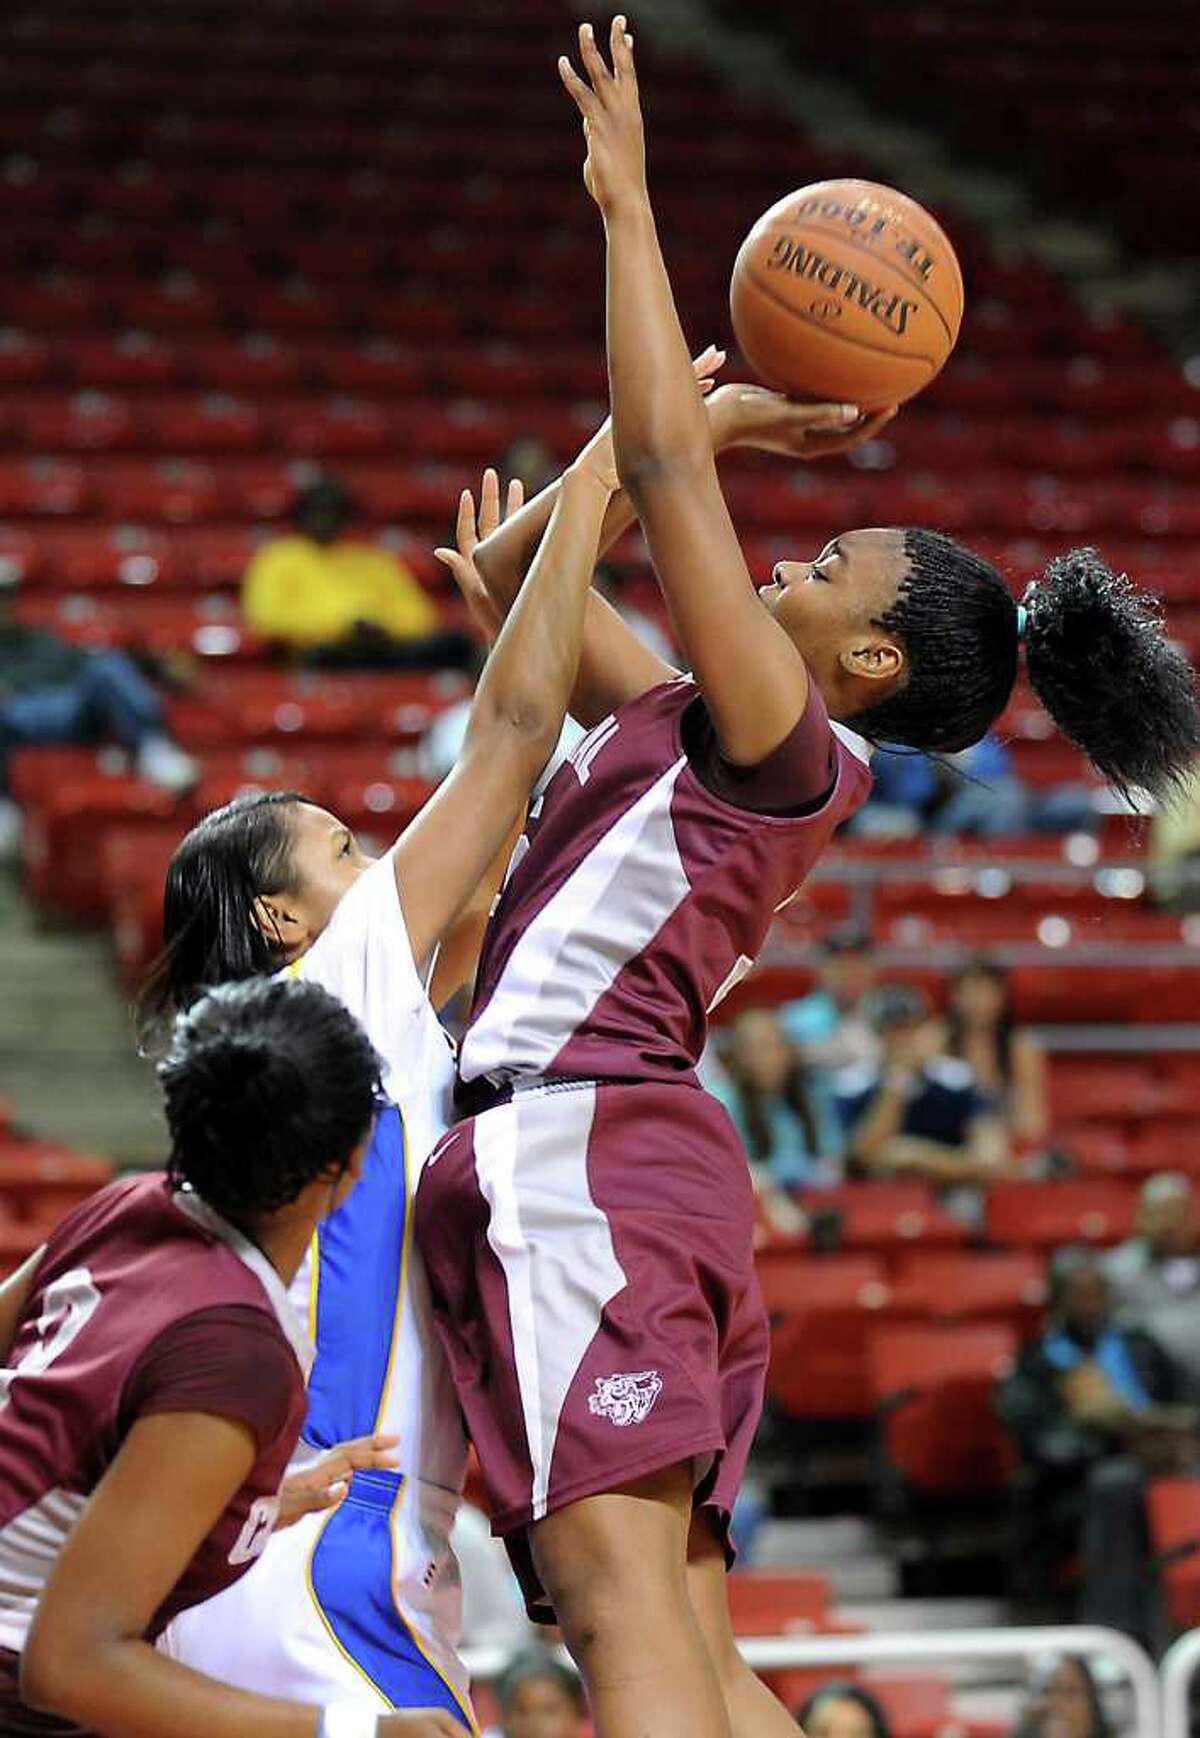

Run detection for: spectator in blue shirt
[[780, 927, 880, 1076]]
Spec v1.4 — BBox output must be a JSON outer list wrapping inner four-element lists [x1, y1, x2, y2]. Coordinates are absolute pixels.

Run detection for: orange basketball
[[730, 178, 964, 410]]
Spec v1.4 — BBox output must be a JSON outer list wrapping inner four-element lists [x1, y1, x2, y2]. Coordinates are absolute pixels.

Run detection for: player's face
[[757, 526, 908, 716], [286, 803, 377, 939]]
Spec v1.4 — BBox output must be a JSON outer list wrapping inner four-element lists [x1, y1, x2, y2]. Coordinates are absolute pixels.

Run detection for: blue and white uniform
[[162, 850, 473, 1727]]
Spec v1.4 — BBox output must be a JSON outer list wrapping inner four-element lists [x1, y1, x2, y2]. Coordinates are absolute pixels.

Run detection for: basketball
[[729, 178, 964, 410]]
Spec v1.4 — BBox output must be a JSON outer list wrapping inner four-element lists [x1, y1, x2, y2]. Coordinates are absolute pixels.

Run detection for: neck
[[242, 1197, 325, 1287]]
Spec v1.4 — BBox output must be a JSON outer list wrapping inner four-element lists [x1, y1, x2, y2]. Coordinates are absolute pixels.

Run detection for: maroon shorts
[[413, 1079, 769, 1621]]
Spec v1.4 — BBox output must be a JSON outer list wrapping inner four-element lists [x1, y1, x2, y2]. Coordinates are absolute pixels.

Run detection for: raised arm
[[468, 356, 723, 727], [560, 20, 867, 766], [391, 455, 614, 972]]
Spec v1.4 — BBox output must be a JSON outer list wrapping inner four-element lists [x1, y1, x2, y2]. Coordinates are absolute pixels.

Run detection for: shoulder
[[924, 1057, 979, 1096], [126, 1305, 301, 1451], [832, 1062, 880, 1100]]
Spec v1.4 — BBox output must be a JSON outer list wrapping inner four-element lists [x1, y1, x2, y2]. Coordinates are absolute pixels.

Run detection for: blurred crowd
[[703, 932, 1041, 1231]]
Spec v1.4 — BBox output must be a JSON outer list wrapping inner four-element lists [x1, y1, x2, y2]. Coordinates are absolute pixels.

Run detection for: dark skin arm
[[560, 19, 856, 766], [21, 1411, 459, 1737], [388, 457, 614, 973]]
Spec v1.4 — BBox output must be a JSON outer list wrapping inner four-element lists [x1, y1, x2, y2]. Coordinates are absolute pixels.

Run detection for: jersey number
[[0, 1267, 101, 1414]]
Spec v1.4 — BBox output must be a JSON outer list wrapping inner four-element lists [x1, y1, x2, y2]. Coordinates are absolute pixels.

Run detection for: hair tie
[[1015, 604, 1028, 642]]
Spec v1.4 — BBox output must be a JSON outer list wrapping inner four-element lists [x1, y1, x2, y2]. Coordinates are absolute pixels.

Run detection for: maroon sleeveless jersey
[[460, 677, 872, 1092], [0, 1174, 309, 1661]]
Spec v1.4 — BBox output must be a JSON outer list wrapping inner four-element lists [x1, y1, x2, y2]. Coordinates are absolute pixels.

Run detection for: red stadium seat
[[985, 1179, 1138, 1249], [888, 1250, 1047, 1333], [868, 1323, 1018, 1494], [1149, 1479, 1200, 1631], [725, 1573, 834, 1636], [760, 1252, 896, 1420]]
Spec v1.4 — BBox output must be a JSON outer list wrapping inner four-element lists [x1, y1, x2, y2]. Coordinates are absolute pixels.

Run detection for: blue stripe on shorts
[[310, 1468, 471, 1728]]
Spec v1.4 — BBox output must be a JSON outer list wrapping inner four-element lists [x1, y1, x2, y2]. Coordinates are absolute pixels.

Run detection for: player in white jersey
[[144, 460, 620, 1728]]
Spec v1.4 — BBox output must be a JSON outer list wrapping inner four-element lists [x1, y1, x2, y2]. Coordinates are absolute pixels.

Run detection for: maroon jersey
[[0, 1174, 309, 1662], [460, 676, 872, 1093]]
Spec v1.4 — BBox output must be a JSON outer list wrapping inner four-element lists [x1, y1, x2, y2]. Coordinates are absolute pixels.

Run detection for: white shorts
[[162, 1469, 474, 1729]]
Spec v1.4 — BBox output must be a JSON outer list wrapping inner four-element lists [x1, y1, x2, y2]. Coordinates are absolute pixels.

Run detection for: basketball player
[[413, 20, 1200, 1738], [153, 453, 622, 1726], [0, 975, 460, 1737]]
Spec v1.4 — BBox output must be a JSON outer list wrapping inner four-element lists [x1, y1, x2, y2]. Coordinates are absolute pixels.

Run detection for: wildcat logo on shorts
[[588, 1370, 663, 1428]]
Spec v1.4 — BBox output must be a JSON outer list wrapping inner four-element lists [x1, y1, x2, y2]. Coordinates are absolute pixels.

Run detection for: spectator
[[851, 735, 1094, 840], [713, 1008, 839, 1215], [1106, 1174, 1200, 1396], [795, 1682, 891, 1738], [501, 436, 558, 496], [780, 927, 880, 1075], [0, 614, 197, 855], [1149, 754, 1200, 909], [945, 957, 1049, 1144], [834, 985, 1009, 1195], [996, 1248, 1197, 1645], [1010, 1653, 1112, 1738], [492, 1652, 586, 1738], [241, 474, 472, 669]]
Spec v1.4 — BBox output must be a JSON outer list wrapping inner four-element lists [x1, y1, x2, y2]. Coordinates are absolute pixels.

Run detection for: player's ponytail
[[1022, 547, 1199, 805], [847, 532, 1199, 802], [137, 789, 305, 1050]]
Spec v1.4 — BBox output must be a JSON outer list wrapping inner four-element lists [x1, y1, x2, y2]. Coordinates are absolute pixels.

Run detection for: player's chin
[[756, 581, 783, 612]]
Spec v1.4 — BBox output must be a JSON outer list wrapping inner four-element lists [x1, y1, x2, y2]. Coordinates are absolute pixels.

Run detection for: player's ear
[[840, 633, 903, 687], [251, 894, 307, 959]]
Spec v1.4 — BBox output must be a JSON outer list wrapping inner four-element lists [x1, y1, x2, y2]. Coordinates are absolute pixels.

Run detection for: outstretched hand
[[558, 17, 647, 217], [275, 1431, 400, 1529], [709, 384, 898, 462], [435, 467, 526, 646]]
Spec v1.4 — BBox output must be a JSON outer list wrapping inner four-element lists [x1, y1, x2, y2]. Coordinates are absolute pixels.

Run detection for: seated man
[[1106, 1173, 1200, 1399], [997, 1247, 1198, 1646], [242, 475, 472, 669], [832, 985, 1009, 1200], [0, 613, 197, 856]]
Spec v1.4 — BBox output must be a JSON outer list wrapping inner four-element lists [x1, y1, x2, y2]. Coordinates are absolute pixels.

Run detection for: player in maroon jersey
[[0, 975, 460, 1738], [414, 20, 1200, 1738]]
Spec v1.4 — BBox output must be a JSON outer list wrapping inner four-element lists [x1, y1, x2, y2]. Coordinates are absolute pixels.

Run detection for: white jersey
[[164, 851, 472, 1722]]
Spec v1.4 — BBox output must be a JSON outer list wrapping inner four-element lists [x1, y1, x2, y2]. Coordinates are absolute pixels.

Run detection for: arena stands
[[0, 0, 1197, 1728]]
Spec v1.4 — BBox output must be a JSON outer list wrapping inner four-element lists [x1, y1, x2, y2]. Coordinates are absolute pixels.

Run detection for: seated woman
[[712, 1008, 840, 1230], [945, 956, 1049, 1146], [0, 975, 457, 1738]]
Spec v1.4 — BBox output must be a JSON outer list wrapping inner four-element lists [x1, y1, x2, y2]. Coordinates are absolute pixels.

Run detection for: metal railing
[[1162, 1627, 1200, 1738], [463, 1624, 1162, 1733]]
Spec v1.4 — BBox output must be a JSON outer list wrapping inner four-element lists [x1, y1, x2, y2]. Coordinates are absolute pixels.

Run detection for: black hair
[[1047, 1245, 1108, 1318], [848, 536, 1199, 805], [158, 976, 381, 1224], [819, 924, 872, 958], [796, 1681, 891, 1738], [946, 954, 1015, 1082], [1013, 1653, 1112, 1738], [138, 790, 307, 1045], [495, 1651, 585, 1717], [724, 1008, 822, 1160], [294, 475, 355, 530]]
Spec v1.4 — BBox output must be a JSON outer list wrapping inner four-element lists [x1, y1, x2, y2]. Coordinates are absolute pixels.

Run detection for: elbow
[[466, 697, 559, 769], [20, 1633, 76, 1717], [619, 442, 713, 506]]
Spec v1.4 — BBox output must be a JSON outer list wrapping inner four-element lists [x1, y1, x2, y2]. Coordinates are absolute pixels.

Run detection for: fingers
[[610, 12, 636, 80], [577, 20, 613, 91], [557, 52, 594, 113], [454, 487, 478, 556], [691, 343, 727, 382], [504, 476, 525, 519], [476, 466, 501, 539]]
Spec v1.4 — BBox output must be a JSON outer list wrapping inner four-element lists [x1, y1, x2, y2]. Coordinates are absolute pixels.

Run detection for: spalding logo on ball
[[730, 178, 964, 410]]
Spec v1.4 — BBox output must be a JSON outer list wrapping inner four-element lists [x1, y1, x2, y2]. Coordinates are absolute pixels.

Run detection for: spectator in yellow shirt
[[242, 476, 473, 669]]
